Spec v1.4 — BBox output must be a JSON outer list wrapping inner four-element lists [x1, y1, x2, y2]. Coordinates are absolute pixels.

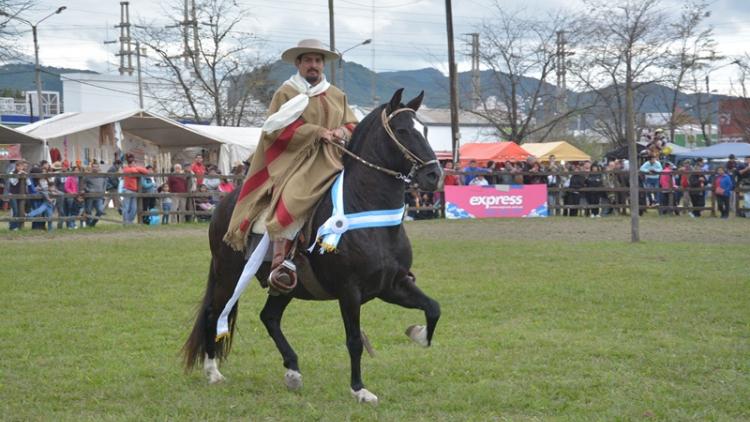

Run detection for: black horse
[[183, 89, 442, 404]]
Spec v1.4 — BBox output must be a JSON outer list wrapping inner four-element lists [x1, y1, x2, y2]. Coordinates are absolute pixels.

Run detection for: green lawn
[[1, 218, 748, 421]]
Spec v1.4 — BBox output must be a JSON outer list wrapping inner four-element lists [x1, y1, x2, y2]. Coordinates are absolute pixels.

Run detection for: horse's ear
[[406, 91, 424, 111], [388, 88, 404, 113]]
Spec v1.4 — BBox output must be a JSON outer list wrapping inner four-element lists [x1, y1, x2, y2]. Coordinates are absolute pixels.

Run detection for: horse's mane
[[346, 104, 388, 155]]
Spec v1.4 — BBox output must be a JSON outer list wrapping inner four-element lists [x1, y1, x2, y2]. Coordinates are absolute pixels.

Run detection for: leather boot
[[268, 238, 297, 295]]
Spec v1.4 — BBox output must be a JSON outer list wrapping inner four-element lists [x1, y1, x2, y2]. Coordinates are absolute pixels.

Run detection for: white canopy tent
[[17, 110, 229, 171], [185, 124, 262, 175], [0, 124, 45, 172]]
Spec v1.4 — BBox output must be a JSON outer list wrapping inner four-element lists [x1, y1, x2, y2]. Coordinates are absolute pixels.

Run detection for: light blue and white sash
[[309, 170, 406, 254]]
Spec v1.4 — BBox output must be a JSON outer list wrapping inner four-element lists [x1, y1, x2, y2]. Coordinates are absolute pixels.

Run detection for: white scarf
[[261, 73, 330, 133]]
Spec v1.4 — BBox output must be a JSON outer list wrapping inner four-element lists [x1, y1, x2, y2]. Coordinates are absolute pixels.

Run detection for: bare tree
[[572, 0, 671, 150], [135, 0, 271, 126], [473, 6, 582, 143], [658, 0, 719, 145], [0, 0, 35, 63], [575, 0, 673, 242]]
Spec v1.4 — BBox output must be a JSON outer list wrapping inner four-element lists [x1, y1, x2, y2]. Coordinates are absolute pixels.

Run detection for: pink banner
[[445, 184, 548, 218]]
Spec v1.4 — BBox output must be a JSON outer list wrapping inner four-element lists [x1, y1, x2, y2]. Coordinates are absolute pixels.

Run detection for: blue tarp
[[675, 142, 750, 159]]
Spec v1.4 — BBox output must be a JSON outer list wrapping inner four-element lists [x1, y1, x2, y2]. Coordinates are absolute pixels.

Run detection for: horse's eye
[[396, 128, 409, 135]]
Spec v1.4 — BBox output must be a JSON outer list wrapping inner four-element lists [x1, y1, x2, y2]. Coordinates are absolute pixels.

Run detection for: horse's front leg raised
[[380, 274, 441, 347], [338, 294, 378, 404], [259, 294, 302, 390]]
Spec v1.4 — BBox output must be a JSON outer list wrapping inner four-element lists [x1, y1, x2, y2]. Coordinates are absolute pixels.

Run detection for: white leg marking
[[351, 388, 379, 404], [203, 355, 225, 384], [284, 369, 303, 391], [405, 324, 429, 347]]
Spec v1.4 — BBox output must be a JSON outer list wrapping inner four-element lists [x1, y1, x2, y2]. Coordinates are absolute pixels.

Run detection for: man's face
[[296, 53, 325, 85], [92, 163, 100, 172], [549, 156, 556, 164], [195, 155, 203, 163]]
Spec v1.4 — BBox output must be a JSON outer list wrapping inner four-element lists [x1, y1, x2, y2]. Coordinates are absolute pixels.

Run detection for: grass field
[[1, 217, 748, 421]]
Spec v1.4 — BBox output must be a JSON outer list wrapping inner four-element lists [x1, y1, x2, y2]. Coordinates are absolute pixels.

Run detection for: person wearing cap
[[224, 38, 358, 292]]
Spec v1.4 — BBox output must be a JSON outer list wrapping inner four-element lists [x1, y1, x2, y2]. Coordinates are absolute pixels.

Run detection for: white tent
[[17, 110, 226, 170], [0, 124, 44, 172], [185, 124, 262, 175]]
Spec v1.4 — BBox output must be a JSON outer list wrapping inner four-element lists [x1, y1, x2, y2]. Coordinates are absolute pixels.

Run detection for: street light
[[0, 6, 66, 120], [337, 38, 371, 90]]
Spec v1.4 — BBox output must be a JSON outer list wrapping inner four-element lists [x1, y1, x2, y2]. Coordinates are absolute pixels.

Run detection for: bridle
[[328, 107, 439, 183]]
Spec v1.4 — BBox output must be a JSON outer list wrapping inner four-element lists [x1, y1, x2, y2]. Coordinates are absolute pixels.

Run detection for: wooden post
[[19, 174, 27, 229], [136, 180, 143, 225]]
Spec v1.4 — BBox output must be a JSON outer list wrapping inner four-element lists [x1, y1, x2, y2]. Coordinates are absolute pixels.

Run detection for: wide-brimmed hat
[[281, 39, 339, 64], [50, 161, 62, 171]]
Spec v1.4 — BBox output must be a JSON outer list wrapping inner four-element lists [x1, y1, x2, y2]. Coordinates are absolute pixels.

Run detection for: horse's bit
[[328, 107, 439, 183]]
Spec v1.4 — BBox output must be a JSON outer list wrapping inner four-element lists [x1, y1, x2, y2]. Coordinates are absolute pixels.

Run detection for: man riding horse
[[224, 39, 358, 294]]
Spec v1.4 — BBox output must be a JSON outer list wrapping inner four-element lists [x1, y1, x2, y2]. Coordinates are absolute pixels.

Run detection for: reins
[[327, 107, 439, 183]]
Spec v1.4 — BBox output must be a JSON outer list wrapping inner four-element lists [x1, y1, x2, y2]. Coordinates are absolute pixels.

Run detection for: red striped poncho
[[223, 83, 357, 251]]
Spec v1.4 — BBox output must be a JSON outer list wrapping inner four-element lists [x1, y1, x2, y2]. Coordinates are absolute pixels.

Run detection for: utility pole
[[105, 36, 144, 109], [468, 33, 480, 110], [136, 40, 144, 109], [703, 73, 721, 145], [555, 31, 568, 118], [115, 1, 133, 75], [191, 0, 199, 64], [328, 0, 336, 84], [371, 0, 377, 107], [626, 60, 639, 242], [182, 0, 190, 67], [32, 25, 43, 118], [445, 0, 460, 166]]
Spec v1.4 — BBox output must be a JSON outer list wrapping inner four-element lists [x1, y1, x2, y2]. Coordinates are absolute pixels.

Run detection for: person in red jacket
[[190, 153, 206, 187], [122, 153, 150, 225]]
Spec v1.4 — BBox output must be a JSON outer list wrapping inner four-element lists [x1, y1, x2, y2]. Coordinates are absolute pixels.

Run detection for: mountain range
[[0, 62, 732, 118], [266, 60, 732, 117]]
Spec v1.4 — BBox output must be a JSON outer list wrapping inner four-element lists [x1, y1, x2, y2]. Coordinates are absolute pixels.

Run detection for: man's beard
[[304, 69, 321, 85]]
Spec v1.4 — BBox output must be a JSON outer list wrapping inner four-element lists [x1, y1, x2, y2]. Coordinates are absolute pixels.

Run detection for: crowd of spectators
[[431, 153, 750, 218], [0, 152, 248, 230]]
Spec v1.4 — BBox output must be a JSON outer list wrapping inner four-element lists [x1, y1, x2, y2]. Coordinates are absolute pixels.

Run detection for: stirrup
[[268, 259, 297, 295]]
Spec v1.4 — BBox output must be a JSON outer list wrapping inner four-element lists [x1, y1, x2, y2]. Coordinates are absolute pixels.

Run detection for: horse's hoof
[[405, 324, 428, 347], [204, 357, 226, 384], [208, 371, 226, 384], [351, 388, 378, 404], [285, 369, 303, 391]]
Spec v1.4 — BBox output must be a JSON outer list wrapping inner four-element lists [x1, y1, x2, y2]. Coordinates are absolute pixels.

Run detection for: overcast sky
[[8, 0, 750, 94]]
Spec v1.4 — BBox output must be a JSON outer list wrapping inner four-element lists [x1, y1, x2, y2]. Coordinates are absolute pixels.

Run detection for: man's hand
[[317, 127, 335, 142], [332, 126, 350, 142]]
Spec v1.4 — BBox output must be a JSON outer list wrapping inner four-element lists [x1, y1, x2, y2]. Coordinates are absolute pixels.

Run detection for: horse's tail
[[182, 257, 238, 371]]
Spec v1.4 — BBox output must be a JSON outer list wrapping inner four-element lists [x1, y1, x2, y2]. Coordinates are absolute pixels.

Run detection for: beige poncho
[[223, 81, 358, 251]]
